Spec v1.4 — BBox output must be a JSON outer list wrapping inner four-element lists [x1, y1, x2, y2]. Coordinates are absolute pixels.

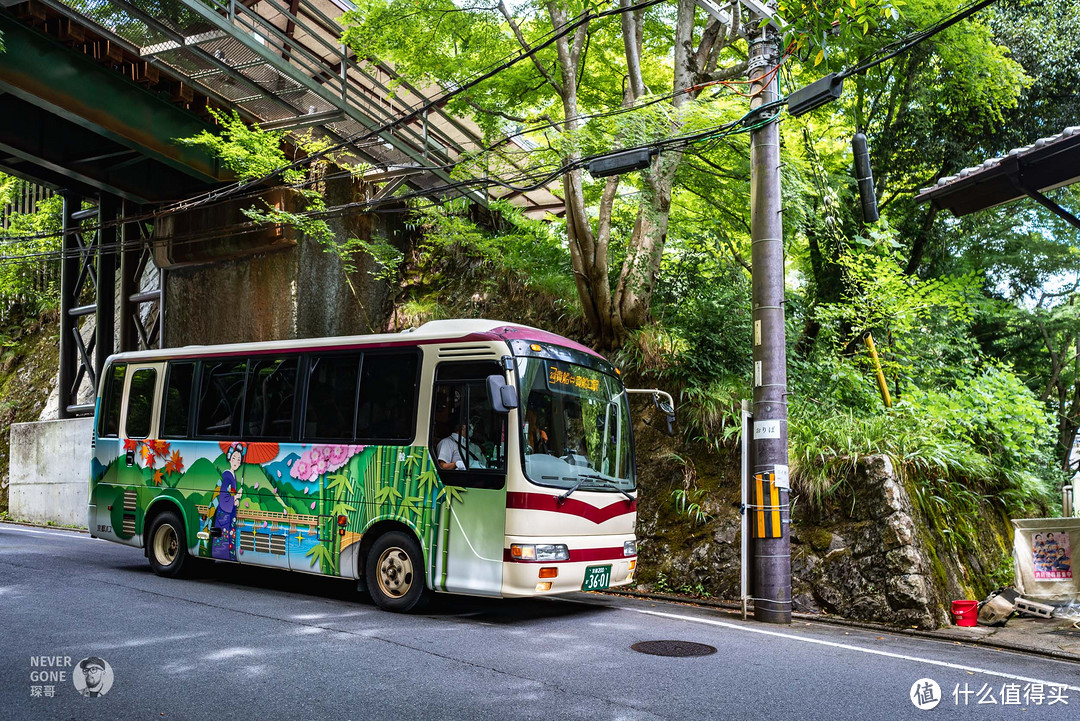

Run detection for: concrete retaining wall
[[9, 418, 93, 527]]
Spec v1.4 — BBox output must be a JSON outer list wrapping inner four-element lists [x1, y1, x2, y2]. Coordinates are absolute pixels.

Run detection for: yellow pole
[[864, 332, 893, 408]]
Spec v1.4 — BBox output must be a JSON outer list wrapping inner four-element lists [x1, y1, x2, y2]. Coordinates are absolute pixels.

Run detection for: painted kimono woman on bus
[[211, 443, 244, 560]]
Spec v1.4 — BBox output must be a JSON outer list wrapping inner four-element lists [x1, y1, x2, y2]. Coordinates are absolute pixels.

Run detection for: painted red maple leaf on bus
[[164, 450, 184, 476]]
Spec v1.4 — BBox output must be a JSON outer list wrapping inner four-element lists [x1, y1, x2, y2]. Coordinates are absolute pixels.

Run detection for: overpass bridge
[[0, 0, 561, 416]]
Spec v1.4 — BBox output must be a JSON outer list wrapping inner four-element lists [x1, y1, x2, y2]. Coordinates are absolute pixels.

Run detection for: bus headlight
[[624, 540, 637, 556], [510, 544, 569, 561]]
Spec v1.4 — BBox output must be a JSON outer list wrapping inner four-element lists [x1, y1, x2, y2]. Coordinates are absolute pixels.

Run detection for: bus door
[[115, 363, 164, 543], [430, 360, 507, 596]]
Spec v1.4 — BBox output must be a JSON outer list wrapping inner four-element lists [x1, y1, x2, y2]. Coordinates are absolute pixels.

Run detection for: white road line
[[628, 607, 1080, 692], [0, 524, 92, 540]]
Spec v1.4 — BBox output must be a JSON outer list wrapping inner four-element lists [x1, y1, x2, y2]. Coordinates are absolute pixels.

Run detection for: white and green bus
[[88, 320, 641, 611]]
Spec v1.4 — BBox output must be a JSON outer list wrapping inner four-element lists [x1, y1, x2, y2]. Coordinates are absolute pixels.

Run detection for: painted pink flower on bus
[[329, 445, 349, 468], [290, 444, 364, 481]]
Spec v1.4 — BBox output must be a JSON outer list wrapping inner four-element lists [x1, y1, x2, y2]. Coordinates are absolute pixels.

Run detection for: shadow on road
[[111, 558, 607, 624]]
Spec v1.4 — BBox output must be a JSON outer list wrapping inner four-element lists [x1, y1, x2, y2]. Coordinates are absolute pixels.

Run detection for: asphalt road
[[2, 522, 1079, 721]]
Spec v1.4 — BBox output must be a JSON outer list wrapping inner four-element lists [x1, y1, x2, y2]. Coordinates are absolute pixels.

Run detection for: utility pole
[[748, 5, 791, 625]]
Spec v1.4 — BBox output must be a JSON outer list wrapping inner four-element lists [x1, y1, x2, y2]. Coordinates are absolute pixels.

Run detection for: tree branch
[[702, 59, 748, 83], [463, 98, 554, 126], [621, 0, 646, 100], [498, 0, 563, 95]]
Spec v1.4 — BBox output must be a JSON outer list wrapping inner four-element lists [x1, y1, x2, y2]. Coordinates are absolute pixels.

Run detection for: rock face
[[634, 419, 1014, 629], [789, 456, 944, 628]]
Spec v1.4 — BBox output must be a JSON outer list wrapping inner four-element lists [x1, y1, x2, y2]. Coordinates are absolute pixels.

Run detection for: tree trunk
[[615, 152, 680, 329]]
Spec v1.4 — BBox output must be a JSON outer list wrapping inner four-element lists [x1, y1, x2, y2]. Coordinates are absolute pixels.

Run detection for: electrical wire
[[155, 0, 673, 219], [0, 0, 794, 252], [0, 66, 765, 248], [836, 0, 1002, 80], [0, 99, 785, 267]]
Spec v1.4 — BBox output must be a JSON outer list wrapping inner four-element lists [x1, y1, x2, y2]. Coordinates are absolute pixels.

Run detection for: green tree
[[341, 0, 889, 347]]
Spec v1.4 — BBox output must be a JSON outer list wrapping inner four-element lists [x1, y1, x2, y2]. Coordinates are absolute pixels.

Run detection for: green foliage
[[670, 488, 712, 525], [817, 241, 977, 345], [777, 0, 901, 64], [788, 361, 1058, 514], [179, 109, 304, 184], [410, 199, 578, 305], [175, 111, 386, 279], [353, 237, 405, 282], [0, 176, 62, 312], [653, 571, 672, 593]]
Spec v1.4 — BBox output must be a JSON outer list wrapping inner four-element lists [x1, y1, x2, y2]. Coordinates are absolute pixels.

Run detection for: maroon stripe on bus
[[506, 492, 636, 524], [503, 547, 635, 564]]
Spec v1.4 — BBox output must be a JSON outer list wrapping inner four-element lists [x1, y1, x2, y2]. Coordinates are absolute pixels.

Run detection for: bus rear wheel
[[147, 510, 192, 578], [366, 531, 430, 612]]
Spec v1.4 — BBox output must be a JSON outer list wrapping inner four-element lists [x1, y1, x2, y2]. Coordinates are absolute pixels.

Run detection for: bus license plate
[[582, 565, 611, 592]]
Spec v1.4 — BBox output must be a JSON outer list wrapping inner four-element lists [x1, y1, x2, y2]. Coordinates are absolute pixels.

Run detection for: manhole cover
[[631, 640, 717, 657]]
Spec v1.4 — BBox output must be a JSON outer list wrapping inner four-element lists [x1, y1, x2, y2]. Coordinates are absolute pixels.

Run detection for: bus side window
[[126, 368, 157, 439], [304, 354, 361, 441], [195, 359, 248, 438], [246, 356, 298, 439], [432, 361, 507, 489], [162, 362, 195, 438], [356, 352, 419, 442], [99, 363, 126, 438]]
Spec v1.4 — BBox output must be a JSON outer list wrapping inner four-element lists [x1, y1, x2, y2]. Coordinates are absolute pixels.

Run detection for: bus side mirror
[[657, 398, 676, 436], [487, 374, 519, 413]]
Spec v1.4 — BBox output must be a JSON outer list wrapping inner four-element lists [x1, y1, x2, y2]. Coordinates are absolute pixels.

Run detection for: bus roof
[[105, 319, 605, 365]]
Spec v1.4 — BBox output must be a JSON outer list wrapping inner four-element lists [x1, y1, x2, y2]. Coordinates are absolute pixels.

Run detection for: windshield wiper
[[577, 473, 635, 502], [555, 477, 587, 505]]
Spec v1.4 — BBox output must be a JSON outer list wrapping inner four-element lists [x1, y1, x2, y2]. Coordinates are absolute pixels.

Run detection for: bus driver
[[437, 420, 486, 471]]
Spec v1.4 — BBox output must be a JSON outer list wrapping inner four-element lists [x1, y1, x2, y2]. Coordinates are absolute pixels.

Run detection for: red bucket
[[951, 600, 978, 627]]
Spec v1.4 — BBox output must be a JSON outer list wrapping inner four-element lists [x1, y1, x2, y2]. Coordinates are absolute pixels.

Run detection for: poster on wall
[[1032, 531, 1073, 580]]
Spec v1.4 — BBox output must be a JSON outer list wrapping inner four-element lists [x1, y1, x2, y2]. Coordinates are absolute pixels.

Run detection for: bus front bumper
[[501, 535, 637, 597]]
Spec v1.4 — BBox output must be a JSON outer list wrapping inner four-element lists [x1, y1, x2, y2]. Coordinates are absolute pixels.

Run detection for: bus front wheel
[[366, 531, 430, 612], [147, 510, 192, 578]]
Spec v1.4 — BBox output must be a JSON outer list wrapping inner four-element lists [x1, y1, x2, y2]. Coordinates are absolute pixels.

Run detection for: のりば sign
[[1032, 531, 1072, 580]]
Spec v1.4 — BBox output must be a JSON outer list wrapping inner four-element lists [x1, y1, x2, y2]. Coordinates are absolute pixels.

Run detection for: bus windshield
[[516, 356, 635, 492]]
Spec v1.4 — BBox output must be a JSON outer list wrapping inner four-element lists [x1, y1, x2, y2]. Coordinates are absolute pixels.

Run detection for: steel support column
[[118, 202, 163, 353], [57, 192, 81, 420], [95, 196, 118, 387], [118, 202, 139, 353]]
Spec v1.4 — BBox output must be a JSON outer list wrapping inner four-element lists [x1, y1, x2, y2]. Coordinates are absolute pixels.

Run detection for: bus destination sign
[[546, 362, 601, 396]]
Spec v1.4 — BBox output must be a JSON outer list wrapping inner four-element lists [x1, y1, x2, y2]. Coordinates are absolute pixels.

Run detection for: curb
[[0, 518, 89, 534], [602, 588, 1080, 664]]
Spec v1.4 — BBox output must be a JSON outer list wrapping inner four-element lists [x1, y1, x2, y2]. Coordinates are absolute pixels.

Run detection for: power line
[[0, 101, 784, 267], [157, 0, 671, 219], [836, 0, 1002, 80], [0, 67, 761, 248]]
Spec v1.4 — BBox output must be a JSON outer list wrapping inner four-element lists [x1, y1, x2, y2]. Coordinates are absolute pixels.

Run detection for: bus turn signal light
[[530, 344, 542, 352], [337, 515, 347, 526], [539, 567, 558, 579]]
